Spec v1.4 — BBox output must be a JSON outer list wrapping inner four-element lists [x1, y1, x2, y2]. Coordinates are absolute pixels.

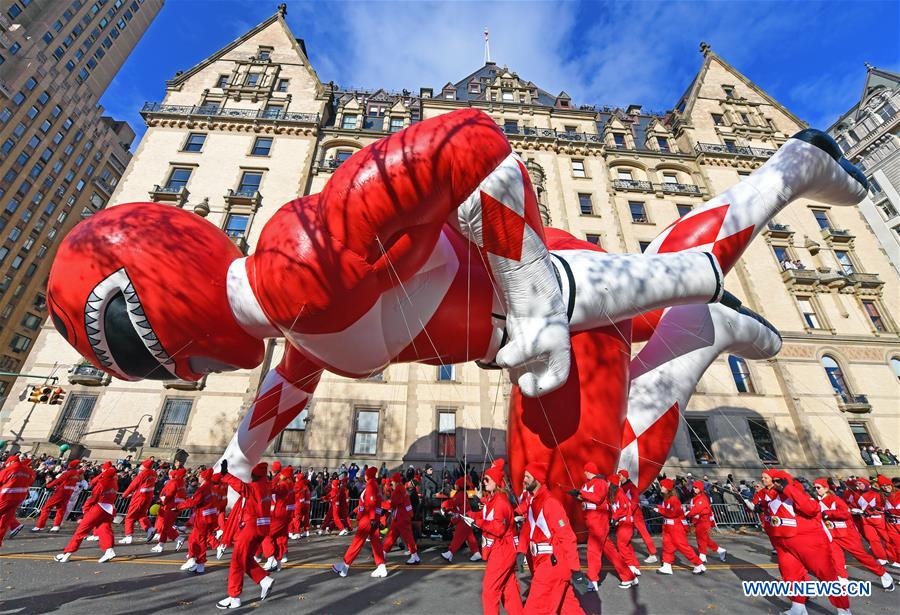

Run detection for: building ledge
[[764, 223, 794, 240], [149, 185, 189, 206], [821, 227, 854, 243], [837, 394, 871, 414], [225, 188, 261, 210], [68, 364, 110, 387]]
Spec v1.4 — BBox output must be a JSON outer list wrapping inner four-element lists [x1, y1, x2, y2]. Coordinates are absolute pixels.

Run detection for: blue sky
[[101, 0, 899, 146]]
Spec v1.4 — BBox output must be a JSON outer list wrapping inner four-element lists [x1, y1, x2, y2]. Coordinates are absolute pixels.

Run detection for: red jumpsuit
[[290, 477, 311, 535], [850, 489, 897, 562], [121, 464, 156, 536], [687, 492, 720, 558], [35, 467, 81, 529], [819, 492, 887, 578], [757, 482, 849, 611], [578, 476, 634, 584], [63, 467, 117, 553], [473, 492, 523, 615], [518, 486, 584, 615], [321, 480, 347, 532], [180, 480, 217, 565], [207, 477, 227, 550], [221, 472, 272, 598], [155, 472, 186, 544], [339, 478, 352, 529], [885, 490, 900, 556], [656, 494, 701, 566], [340, 477, 385, 567], [443, 489, 479, 556], [621, 479, 657, 556], [262, 473, 293, 561], [0, 458, 34, 545], [382, 483, 418, 555], [611, 488, 639, 569]]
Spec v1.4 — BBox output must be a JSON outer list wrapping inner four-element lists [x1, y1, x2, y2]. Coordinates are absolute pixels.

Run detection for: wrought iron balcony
[[226, 231, 249, 254], [93, 177, 114, 196], [837, 393, 871, 414], [68, 363, 110, 386], [657, 182, 701, 195], [315, 158, 343, 174], [613, 179, 653, 192], [820, 227, 854, 243], [695, 142, 777, 159], [141, 102, 319, 125], [149, 184, 189, 206], [225, 188, 261, 208], [765, 223, 794, 240], [508, 127, 603, 143]]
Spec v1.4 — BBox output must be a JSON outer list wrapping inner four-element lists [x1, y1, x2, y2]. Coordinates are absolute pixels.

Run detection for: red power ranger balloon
[[48, 109, 866, 529]]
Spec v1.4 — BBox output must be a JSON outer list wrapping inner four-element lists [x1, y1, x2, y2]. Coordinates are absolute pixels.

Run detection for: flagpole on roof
[[484, 28, 491, 64]]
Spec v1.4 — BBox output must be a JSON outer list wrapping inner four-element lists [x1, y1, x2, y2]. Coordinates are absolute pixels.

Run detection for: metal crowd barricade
[[711, 502, 760, 528]]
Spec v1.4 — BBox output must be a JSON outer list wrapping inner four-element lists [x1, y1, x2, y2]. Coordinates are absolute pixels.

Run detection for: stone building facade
[[1, 10, 897, 480]]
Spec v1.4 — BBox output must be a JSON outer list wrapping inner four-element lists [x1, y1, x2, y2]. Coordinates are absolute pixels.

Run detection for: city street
[[0, 528, 897, 614]]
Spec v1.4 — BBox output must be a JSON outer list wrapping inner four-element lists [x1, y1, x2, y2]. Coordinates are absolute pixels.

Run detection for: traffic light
[[28, 386, 53, 403], [49, 387, 65, 405], [113, 428, 126, 446]]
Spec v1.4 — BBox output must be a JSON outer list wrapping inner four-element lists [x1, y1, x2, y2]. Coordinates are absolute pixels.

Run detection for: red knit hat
[[200, 468, 214, 481], [271, 461, 282, 474], [484, 459, 506, 486], [813, 478, 830, 489], [524, 462, 548, 484], [365, 466, 377, 480], [390, 472, 403, 483], [609, 473, 621, 486], [68, 460, 80, 469], [101, 460, 113, 470], [141, 459, 153, 469], [281, 466, 294, 478], [618, 469, 630, 480], [251, 462, 268, 478], [856, 477, 871, 489], [583, 461, 599, 475], [659, 478, 675, 490], [876, 475, 891, 487], [762, 468, 791, 481], [692, 480, 704, 490]]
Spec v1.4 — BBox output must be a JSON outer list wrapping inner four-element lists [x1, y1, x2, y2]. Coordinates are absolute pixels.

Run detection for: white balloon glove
[[497, 314, 571, 397]]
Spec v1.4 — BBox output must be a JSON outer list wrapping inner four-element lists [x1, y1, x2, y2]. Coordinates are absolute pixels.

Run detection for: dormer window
[[468, 82, 481, 94], [558, 100, 570, 108], [443, 89, 456, 100], [256, 47, 272, 61], [502, 90, 514, 102]]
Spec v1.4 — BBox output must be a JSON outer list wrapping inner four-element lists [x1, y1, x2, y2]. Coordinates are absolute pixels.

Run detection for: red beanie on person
[[856, 477, 871, 489], [484, 459, 506, 486], [68, 460, 80, 469], [251, 462, 268, 479], [391, 472, 403, 484], [281, 466, 294, 478], [618, 469, 630, 480], [692, 480, 705, 490], [609, 473, 621, 486], [271, 461, 282, 474], [365, 466, 377, 481], [876, 475, 891, 487], [583, 461, 599, 475], [141, 459, 153, 469], [813, 478, 830, 490], [659, 478, 675, 490], [524, 462, 548, 484]]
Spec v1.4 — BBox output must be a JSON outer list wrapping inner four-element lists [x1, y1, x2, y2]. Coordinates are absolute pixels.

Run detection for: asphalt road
[[0, 527, 897, 614]]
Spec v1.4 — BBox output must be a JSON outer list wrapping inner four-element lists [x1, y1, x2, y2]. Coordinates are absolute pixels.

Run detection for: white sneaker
[[877, 559, 888, 566], [441, 551, 453, 562], [317, 529, 323, 536], [145, 527, 156, 543], [194, 564, 205, 574], [288, 533, 298, 540], [49, 526, 60, 533], [692, 564, 706, 575], [880, 572, 894, 591], [780, 601, 809, 615], [699, 553, 707, 563], [470, 552, 483, 562], [175, 537, 185, 552], [332, 562, 349, 577], [717, 547, 727, 562], [215, 529, 224, 540], [589, 580, 599, 592], [406, 553, 420, 565], [338, 529, 349, 536], [151, 543, 164, 553], [280, 555, 287, 564], [30, 526, 43, 533], [303, 531, 310, 537], [180, 558, 197, 572], [644, 554, 658, 564], [259, 575, 274, 600], [656, 562, 673, 575], [254, 555, 262, 563], [618, 579, 637, 589], [216, 544, 227, 560], [98, 548, 116, 563], [54, 553, 71, 563], [629, 565, 642, 576], [118, 535, 133, 545], [86, 534, 100, 542], [891, 562, 900, 569], [371, 563, 388, 578], [216, 597, 241, 610]]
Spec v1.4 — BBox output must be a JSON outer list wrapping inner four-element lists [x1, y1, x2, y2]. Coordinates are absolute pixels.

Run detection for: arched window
[[822, 355, 851, 400], [891, 357, 900, 381], [728, 355, 755, 394]]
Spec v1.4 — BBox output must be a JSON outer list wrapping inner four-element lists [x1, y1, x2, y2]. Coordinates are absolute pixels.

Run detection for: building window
[[712, 113, 724, 126], [334, 150, 353, 165], [390, 117, 404, 133], [224, 213, 249, 239], [10, 333, 31, 352], [571, 159, 585, 178], [437, 364, 455, 381], [821, 355, 851, 400], [251, 137, 272, 156], [151, 398, 193, 448], [686, 418, 716, 464], [437, 409, 456, 457], [676, 204, 692, 217], [834, 250, 855, 275], [638, 241, 651, 253], [503, 119, 518, 134], [848, 421, 874, 450], [772, 246, 791, 268], [341, 114, 358, 130], [244, 72, 261, 87], [256, 48, 271, 61], [216, 74, 229, 88], [748, 419, 779, 463], [578, 193, 593, 215], [164, 167, 192, 191], [276, 78, 289, 92], [861, 300, 887, 332], [812, 209, 831, 230], [797, 297, 821, 329], [467, 82, 480, 94], [656, 136, 670, 152], [586, 234, 601, 246], [723, 86, 735, 99], [612, 133, 626, 149], [51, 393, 97, 443], [617, 168, 633, 181], [352, 408, 379, 455], [891, 357, 900, 381], [629, 201, 648, 223], [502, 90, 514, 102], [276, 408, 308, 453], [237, 171, 262, 195], [723, 139, 737, 151], [728, 355, 755, 393], [182, 133, 206, 153], [662, 172, 678, 184], [262, 104, 282, 119]]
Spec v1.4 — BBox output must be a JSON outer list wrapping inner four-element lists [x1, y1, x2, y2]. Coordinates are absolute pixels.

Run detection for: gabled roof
[[829, 64, 900, 130], [443, 62, 557, 106]]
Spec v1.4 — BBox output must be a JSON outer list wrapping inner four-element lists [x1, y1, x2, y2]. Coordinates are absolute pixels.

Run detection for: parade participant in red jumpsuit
[[290, 472, 311, 539], [618, 469, 658, 563], [152, 468, 186, 552], [213, 472, 230, 559], [0, 456, 35, 545], [518, 463, 586, 615], [262, 466, 294, 571], [465, 459, 523, 615], [338, 477, 352, 531], [573, 461, 636, 590], [216, 459, 274, 610], [54, 464, 117, 563], [119, 458, 157, 544], [178, 468, 216, 574], [654, 478, 705, 575], [382, 472, 420, 564], [320, 478, 347, 535], [813, 478, 894, 591], [441, 477, 481, 562], [849, 477, 899, 566], [332, 466, 387, 578], [757, 469, 851, 615], [687, 480, 726, 563], [32, 460, 81, 532], [610, 474, 641, 577], [880, 475, 900, 565]]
